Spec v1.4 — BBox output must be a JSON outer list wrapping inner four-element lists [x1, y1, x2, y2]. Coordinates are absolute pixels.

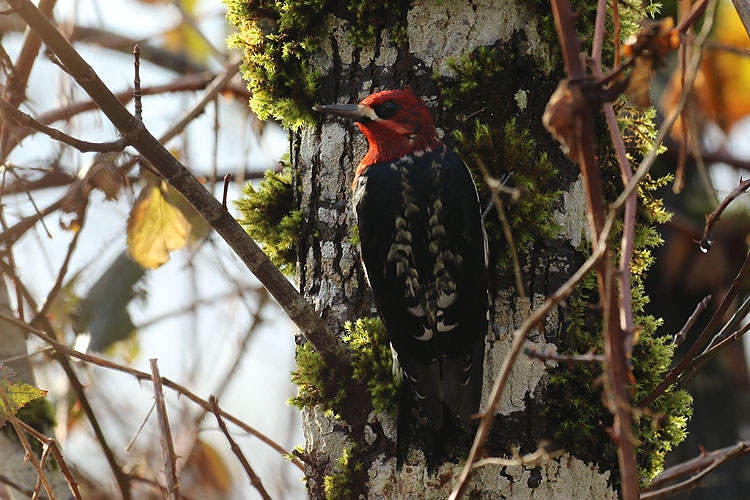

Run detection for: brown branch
[[476, 158, 527, 306], [449, 215, 612, 500], [0, 98, 130, 152], [640, 441, 749, 499], [640, 247, 750, 408], [524, 347, 605, 366], [0, 472, 48, 499], [472, 442, 564, 469], [33, 207, 85, 322], [133, 45, 142, 121], [0, 311, 305, 472], [16, 421, 83, 500], [6, 0, 349, 380], [150, 359, 180, 500], [644, 440, 750, 492], [673, 295, 712, 346], [697, 176, 750, 252], [128, 475, 201, 500], [209, 396, 273, 500], [31, 440, 53, 500], [54, 352, 132, 499]]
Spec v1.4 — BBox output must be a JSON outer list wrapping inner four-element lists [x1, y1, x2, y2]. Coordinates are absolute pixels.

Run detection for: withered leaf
[[543, 79, 588, 162], [127, 183, 191, 270]]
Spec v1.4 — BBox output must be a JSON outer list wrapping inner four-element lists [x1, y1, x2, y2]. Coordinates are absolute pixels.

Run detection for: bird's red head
[[313, 89, 441, 182]]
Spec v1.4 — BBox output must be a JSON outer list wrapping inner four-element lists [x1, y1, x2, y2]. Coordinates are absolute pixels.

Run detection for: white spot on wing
[[415, 327, 433, 341]]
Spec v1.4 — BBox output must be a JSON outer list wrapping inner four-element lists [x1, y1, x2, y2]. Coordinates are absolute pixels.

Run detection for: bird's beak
[[312, 103, 374, 122]]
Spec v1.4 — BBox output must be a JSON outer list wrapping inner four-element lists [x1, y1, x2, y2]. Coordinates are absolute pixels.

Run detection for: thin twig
[[673, 295, 712, 346], [0, 98, 130, 152], [472, 443, 564, 469], [125, 401, 156, 452], [7, 0, 349, 381], [0, 472, 49, 499], [209, 396, 273, 500], [640, 441, 749, 499], [524, 347, 605, 365], [16, 420, 83, 500], [0, 346, 53, 364], [150, 359, 180, 500], [31, 440, 53, 500], [4, 163, 53, 238], [640, 247, 750, 408], [222, 173, 230, 210], [697, 176, 750, 252], [54, 352, 132, 499], [0, 311, 305, 472], [33, 207, 85, 322], [476, 158, 527, 305], [644, 440, 750, 492], [133, 44, 142, 121]]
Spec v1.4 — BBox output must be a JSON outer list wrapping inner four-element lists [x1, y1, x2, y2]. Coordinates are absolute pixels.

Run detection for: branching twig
[[150, 359, 180, 500], [15, 420, 83, 500], [524, 347, 605, 366], [644, 440, 750, 492], [640, 441, 749, 499], [472, 442, 564, 469], [672, 295, 711, 346], [209, 396, 273, 500], [6, 0, 349, 382], [640, 247, 750, 407], [697, 176, 750, 252], [0, 311, 305, 472], [0, 98, 131, 152]]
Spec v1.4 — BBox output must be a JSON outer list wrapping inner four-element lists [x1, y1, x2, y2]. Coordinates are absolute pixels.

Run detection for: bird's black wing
[[355, 145, 488, 430]]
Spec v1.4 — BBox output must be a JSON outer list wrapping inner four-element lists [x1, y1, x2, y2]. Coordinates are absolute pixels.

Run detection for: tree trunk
[[295, 0, 618, 497]]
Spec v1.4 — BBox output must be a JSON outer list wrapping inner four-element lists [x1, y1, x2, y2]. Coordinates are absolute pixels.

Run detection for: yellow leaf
[[0, 380, 48, 422], [127, 184, 191, 270]]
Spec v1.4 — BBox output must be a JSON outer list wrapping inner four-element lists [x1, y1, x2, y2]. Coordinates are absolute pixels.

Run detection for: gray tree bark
[[295, 1, 618, 497]]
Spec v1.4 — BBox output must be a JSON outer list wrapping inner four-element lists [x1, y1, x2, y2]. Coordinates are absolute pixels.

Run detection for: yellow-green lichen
[[452, 118, 562, 268], [235, 163, 301, 276], [323, 444, 366, 500], [289, 318, 400, 418]]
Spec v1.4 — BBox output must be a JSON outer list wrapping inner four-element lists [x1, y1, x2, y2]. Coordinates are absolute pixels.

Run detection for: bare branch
[[0, 311, 305, 472], [640, 441, 749, 499], [0, 98, 130, 153], [150, 359, 180, 500], [525, 347, 605, 366], [697, 176, 750, 252], [672, 295, 712, 346], [640, 247, 750, 408], [209, 396, 273, 500], [6, 0, 349, 379]]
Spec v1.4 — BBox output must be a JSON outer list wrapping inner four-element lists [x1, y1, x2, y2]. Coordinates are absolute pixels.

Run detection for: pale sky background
[[4, 1, 750, 499], [3, 0, 303, 498]]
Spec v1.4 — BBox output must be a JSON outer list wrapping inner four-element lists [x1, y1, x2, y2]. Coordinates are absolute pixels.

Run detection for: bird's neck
[[354, 133, 441, 184]]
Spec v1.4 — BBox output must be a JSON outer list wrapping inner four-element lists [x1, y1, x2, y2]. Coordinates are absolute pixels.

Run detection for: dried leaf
[[624, 18, 679, 108], [542, 79, 587, 161], [127, 183, 191, 269]]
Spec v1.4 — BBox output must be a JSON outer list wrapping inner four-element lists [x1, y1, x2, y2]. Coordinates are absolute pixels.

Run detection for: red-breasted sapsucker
[[314, 90, 488, 461]]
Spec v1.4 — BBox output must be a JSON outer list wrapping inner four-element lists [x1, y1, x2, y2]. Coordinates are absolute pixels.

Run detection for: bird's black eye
[[375, 100, 399, 119]]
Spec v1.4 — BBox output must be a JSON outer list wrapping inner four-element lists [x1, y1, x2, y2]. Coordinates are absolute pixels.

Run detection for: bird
[[313, 89, 489, 464]]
